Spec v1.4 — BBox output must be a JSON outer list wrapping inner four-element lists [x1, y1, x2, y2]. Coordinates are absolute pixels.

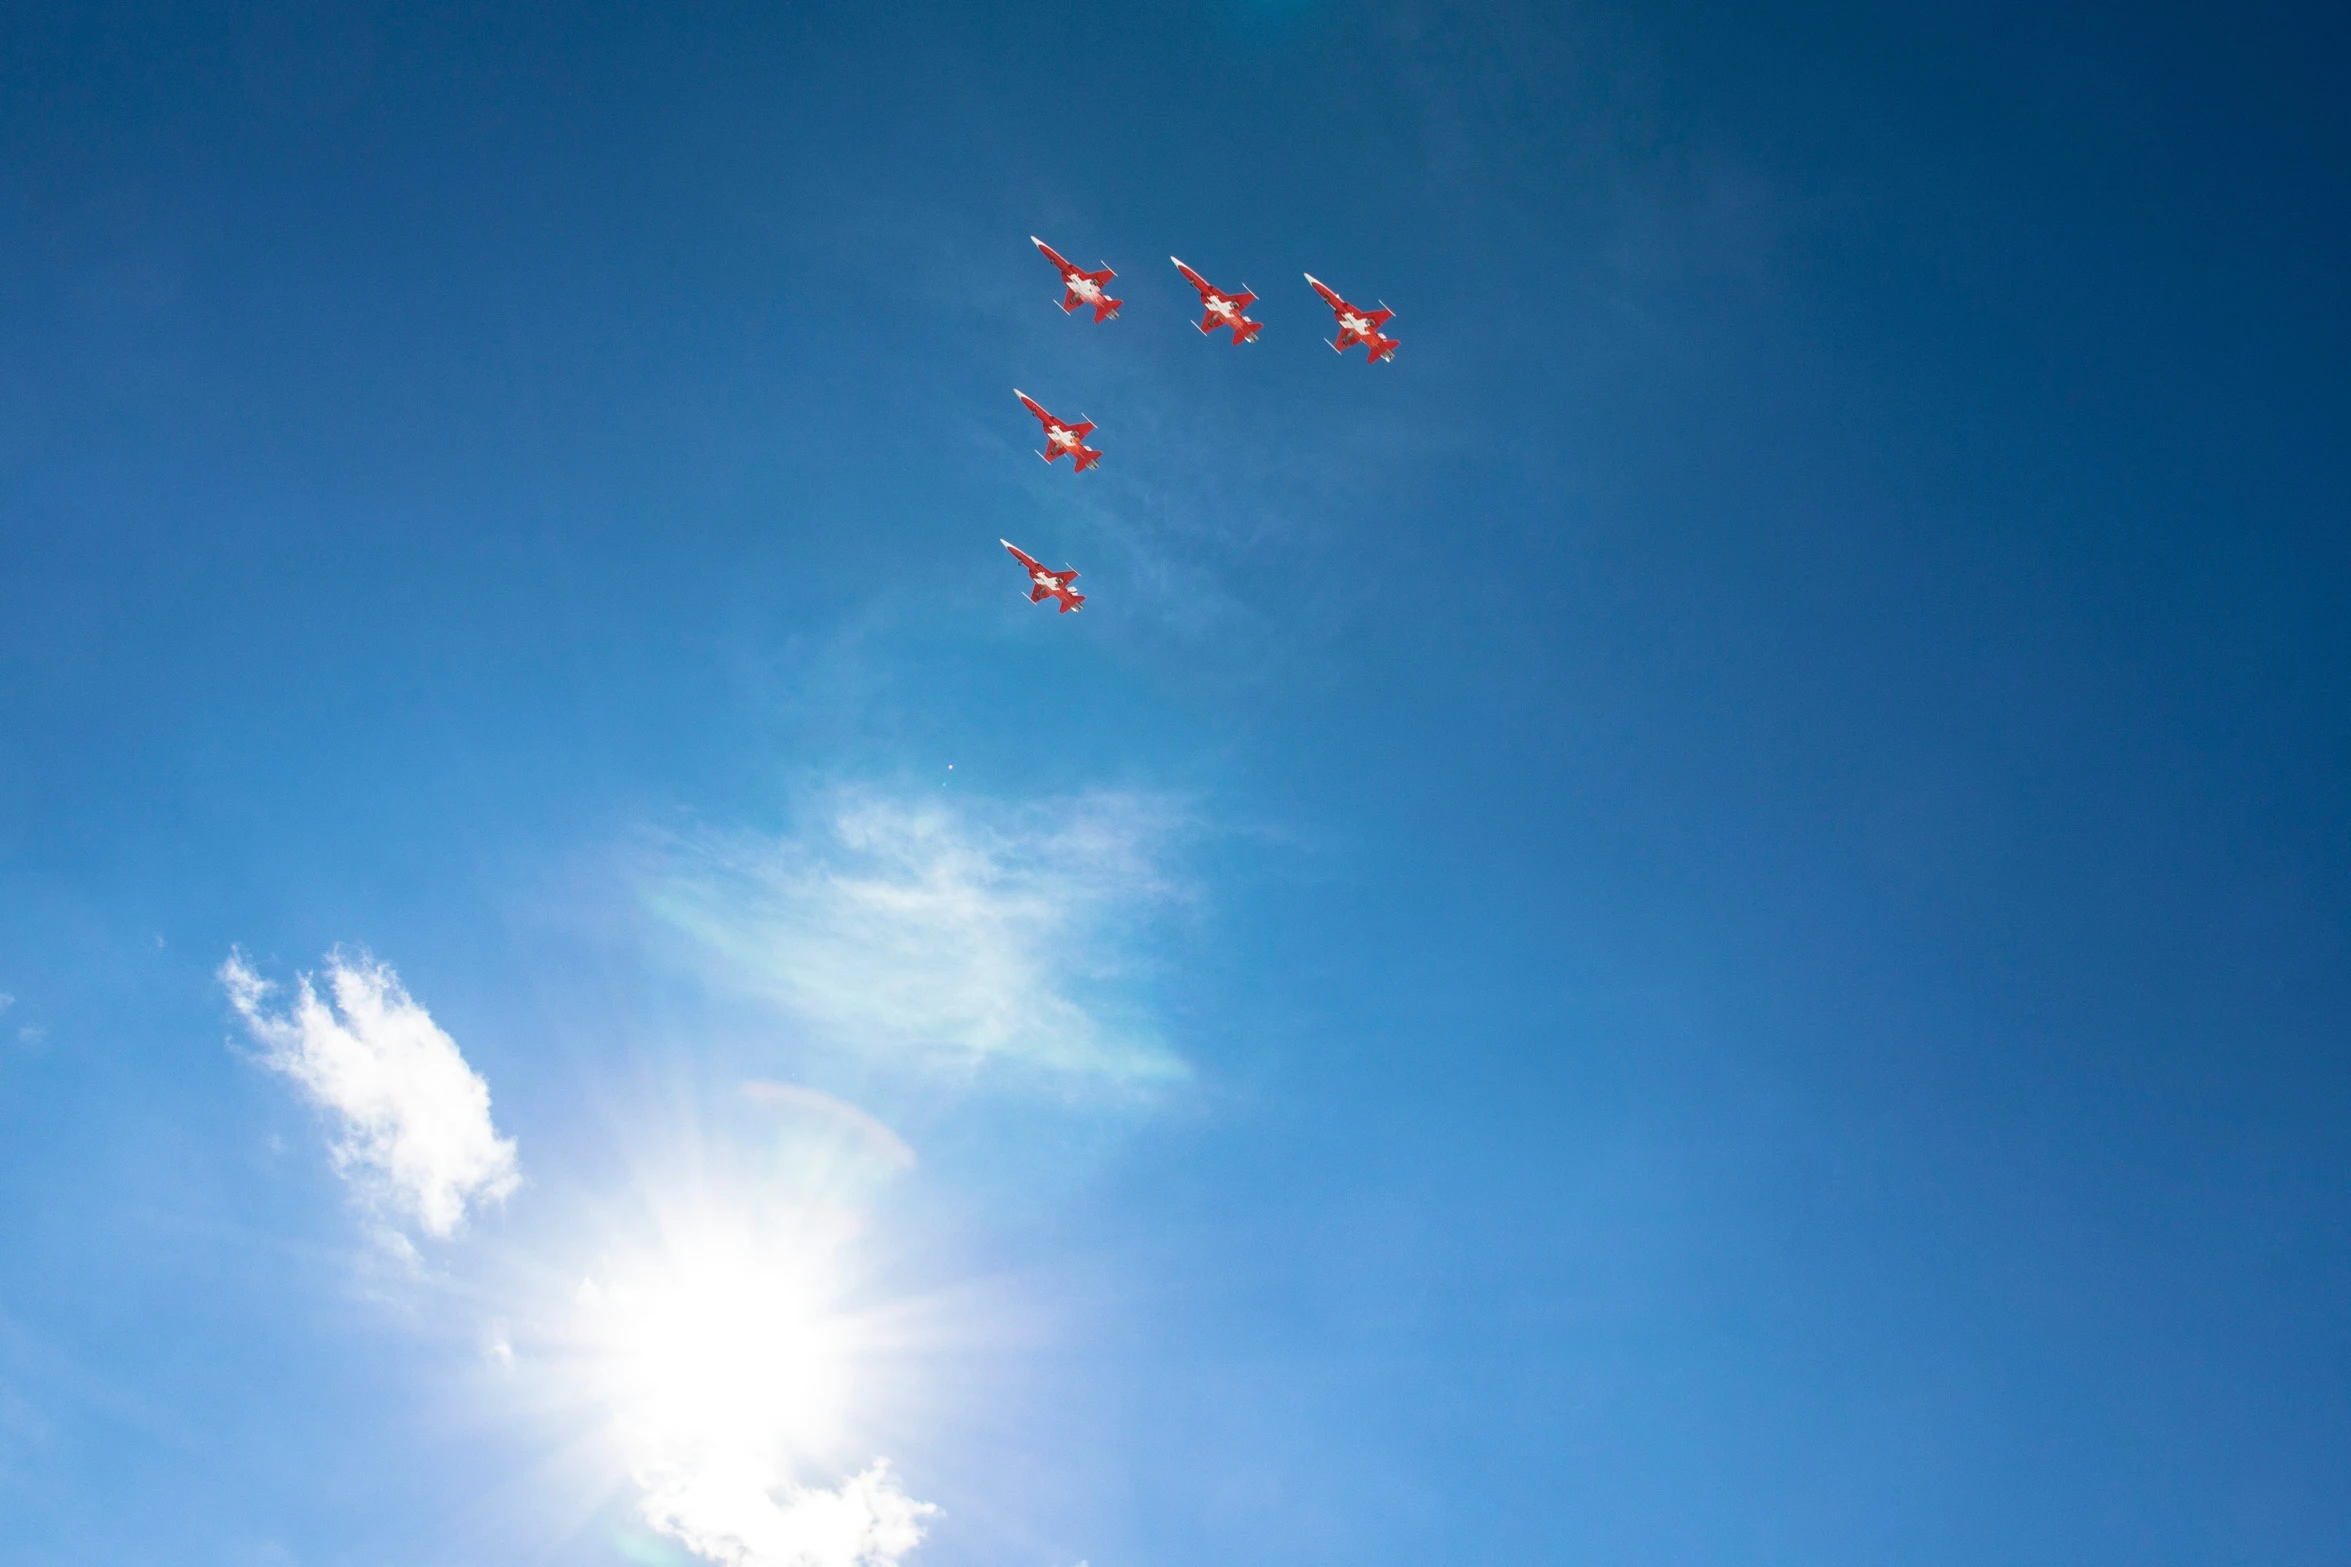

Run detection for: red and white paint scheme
[[1002, 539, 1086, 613], [1305, 273, 1399, 363], [1016, 390, 1102, 473], [1031, 237, 1122, 322], [1171, 257, 1262, 344]]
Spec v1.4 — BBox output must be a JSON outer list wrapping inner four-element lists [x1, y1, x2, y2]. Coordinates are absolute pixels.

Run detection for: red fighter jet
[[1002, 540, 1085, 613], [1031, 237, 1122, 322], [1015, 390, 1102, 473], [1171, 257, 1262, 344], [1305, 273, 1400, 363]]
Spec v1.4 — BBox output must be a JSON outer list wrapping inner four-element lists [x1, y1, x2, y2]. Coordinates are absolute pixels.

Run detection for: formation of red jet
[[1172, 258, 1262, 344], [1305, 273, 1400, 364], [1002, 237, 1401, 615], [1015, 390, 1101, 473], [1001, 540, 1085, 613], [1031, 238, 1122, 322]]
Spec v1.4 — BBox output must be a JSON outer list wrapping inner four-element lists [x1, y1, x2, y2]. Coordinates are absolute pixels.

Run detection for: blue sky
[[3, 0, 2349, 1563]]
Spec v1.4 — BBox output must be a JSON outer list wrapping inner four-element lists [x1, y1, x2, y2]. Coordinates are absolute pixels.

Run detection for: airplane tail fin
[[1235, 320, 1261, 344], [1060, 591, 1086, 613], [1071, 445, 1102, 473], [1094, 296, 1122, 322]]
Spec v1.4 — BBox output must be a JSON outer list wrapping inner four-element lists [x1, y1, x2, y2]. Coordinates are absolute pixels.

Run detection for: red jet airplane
[[1171, 258, 1262, 344], [1016, 390, 1102, 473], [1002, 540, 1085, 613], [1031, 237, 1122, 322], [1305, 273, 1399, 363]]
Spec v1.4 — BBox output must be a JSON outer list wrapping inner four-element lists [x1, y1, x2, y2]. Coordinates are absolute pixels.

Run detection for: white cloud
[[638, 1456, 934, 1567], [222, 949, 519, 1239], [0, 993, 12, 1014], [648, 792, 1188, 1086]]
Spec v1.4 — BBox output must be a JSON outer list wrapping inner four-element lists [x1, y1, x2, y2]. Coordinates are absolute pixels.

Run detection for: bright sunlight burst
[[562, 1190, 935, 1567], [583, 1222, 853, 1460]]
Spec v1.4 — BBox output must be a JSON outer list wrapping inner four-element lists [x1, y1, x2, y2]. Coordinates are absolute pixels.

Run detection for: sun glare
[[582, 1217, 859, 1467]]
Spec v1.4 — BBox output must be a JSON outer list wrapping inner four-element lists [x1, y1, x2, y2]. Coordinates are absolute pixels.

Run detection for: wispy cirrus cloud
[[646, 791, 1190, 1088], [222, 949, 519, 1239]]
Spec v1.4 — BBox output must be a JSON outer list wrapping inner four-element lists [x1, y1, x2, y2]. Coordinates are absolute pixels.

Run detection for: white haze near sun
[[223, 789, 1188, 1567]]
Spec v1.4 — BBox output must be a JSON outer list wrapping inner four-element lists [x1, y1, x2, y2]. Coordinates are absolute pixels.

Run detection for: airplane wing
[[1229, 288, 1256, 311], [1172, 258, 1214, 298], [1070, 419, 1095, 441], [1367, 305, 1395, 328], [1305, 273, 1346, 312]]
